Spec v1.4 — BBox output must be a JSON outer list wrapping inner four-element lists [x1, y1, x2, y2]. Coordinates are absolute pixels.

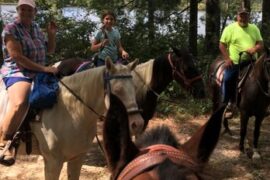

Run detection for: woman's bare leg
[[1, 81, 31, 140]]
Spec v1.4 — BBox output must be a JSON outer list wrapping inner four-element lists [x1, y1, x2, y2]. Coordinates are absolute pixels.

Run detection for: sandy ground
[[0, 114, 270, 180]]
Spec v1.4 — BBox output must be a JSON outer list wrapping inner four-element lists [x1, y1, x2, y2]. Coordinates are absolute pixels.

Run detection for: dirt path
[[0, 115, 270, 180]]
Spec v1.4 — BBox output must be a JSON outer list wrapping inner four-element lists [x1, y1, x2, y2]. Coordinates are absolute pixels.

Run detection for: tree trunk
[[241, 0, 250, 10], [262, 0, 270, 48], [189, 0, 198, 56], [147, 0, 155, 49], [205, 0, 220, 56]]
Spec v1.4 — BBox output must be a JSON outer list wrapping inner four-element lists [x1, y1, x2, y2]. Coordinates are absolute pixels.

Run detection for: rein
[[167, 53, 202, 90], [117, 144, 197, 180], [133, 52, 202, 105], [59, 71, 140, 156]]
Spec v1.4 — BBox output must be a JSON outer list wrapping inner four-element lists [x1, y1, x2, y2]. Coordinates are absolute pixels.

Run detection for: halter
[[167, 53, 202, 90], [117, 144, 197, 180], [103, 72, 142, 115]]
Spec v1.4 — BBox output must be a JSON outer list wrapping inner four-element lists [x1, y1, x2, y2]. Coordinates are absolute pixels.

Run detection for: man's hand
[[246, 47, 257, 55], [224, 58, 233, 68]]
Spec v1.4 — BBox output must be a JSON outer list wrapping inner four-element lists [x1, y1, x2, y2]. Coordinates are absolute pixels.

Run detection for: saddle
[[210, 58, 253, 105]]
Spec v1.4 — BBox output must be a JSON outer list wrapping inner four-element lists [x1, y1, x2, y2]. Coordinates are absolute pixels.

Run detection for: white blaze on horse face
[[104, 94, 110, 110]]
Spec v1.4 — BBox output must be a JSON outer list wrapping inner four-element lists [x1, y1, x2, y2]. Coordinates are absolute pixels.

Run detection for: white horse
[[0, 58, 144, 180]]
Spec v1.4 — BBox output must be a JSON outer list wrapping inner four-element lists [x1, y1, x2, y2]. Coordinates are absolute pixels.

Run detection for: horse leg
[[252, 116, 263, 160], [239, 113, 249, 153], [222, 117, 232, 136], [67, 154, 86, 180], [44, 157, 64, 180]]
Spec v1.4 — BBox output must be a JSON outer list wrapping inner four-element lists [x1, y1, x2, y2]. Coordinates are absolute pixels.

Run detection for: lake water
[[0, 4, 262, 36]]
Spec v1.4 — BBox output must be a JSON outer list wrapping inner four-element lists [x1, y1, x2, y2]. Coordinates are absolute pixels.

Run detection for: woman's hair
[[101, 10, 116, 21]]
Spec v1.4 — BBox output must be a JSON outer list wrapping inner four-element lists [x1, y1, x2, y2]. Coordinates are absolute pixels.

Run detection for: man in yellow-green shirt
[[219, 7, 263, 104]]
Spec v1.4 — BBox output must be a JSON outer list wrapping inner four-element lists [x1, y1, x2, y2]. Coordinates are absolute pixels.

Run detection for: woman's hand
[[44, 66, 59, 75], [121, 50, 129, 59], [47, 21, 57, 37]]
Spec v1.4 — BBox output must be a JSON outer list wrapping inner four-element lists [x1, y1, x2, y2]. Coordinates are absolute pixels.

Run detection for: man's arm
[[219, 42, 233, 67], [246, 41, 264, 55]]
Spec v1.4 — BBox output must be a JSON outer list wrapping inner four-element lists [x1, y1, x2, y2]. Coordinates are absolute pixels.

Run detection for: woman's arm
[[5, 35, 58, 74], [47, 22, 56, 54]]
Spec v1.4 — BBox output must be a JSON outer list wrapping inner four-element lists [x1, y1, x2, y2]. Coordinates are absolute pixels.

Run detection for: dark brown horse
[[103, 93, 225, 180], [55, 48, 206, 131], [209, 50, 270, 160]]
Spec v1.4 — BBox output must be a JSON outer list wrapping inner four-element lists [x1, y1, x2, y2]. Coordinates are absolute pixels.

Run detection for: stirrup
[[0, 140, 16, 166], [0, 131, 21, 166]]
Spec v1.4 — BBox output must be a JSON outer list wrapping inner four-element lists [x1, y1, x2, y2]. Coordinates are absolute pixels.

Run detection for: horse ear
[[103, 94, 139, 176], [105, 56, 117, 73], [182, 105, 226, 164], [127, 59, 139, 71], [171, 46, 182, 57]]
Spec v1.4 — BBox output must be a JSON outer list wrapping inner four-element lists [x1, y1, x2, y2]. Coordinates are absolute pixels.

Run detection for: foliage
[[157, 89, 212, 117], [34, 1, 96, 63], [1, 0, 267, 112]]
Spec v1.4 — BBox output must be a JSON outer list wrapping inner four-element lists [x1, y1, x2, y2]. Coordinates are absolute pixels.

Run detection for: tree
[[205, 0, 220, 56], [189, 0, 198, 56], [262, 0, 270, 47], [241, 0, 250, 10]]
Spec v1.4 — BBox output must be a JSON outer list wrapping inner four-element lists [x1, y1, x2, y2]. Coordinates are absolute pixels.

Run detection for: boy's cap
[[237, 7, 250, 15], [17, 0, 36, 9]]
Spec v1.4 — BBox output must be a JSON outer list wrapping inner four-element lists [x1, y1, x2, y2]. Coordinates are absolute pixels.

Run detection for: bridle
[[59, 70, 141, 119], [116, 144, 197, 180], [167, 53, 202, 90], [104, 72, 142, 115]]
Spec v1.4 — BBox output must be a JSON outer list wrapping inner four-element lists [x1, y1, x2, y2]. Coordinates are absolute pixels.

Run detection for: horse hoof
[[252, 151, 261, 162], [221, 128, 233, 136]]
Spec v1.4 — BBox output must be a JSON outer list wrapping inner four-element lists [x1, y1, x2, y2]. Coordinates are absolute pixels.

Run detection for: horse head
[[103, 93, 225, 180], [104, 57, 144, 136], [170, 47, 206, 99], [253, 51, 270, 97]]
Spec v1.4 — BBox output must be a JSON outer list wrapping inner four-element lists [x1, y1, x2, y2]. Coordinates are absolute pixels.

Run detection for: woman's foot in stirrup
[[0, 141, 16, 166]]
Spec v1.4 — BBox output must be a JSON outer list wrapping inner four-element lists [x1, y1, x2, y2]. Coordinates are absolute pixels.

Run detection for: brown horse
[[208, 50, 270, 160], [103, 93, 225, 180]]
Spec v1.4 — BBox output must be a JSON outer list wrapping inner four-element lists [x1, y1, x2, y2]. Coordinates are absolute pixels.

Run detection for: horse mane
[[136, 125, 180, 149], [132, 59, 154, 102], [253, 53, 267, 77], [59, 66, 106, 109], [150, 54, 172, 91]]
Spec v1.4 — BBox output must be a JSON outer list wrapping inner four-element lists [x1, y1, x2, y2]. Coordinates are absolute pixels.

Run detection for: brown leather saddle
[[210, 57, 254, 105]]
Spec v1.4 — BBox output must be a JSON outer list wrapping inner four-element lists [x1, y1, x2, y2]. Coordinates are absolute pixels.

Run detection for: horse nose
[[128, 114, 144, 136]]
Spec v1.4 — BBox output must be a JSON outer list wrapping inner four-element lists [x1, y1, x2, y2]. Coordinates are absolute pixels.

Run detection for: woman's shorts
[[2, 77, 32, 89]]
